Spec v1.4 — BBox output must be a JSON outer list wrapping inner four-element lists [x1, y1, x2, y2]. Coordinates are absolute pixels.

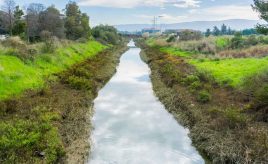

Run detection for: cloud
[[173, 0, 201, 8], [135, 5, 259, 24], [78, 0, 201, 8], [135, 13, 187, 23], [189, 5, 259, 21]]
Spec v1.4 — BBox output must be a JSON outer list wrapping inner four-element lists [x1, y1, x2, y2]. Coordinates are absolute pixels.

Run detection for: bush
[[1, 37, 38, 61], [167, 35, 176, 42], [183, 75, 200, 85], [1, 36, 26, 49], [259, 36, 268, 44], [76, 37, 88, 43], [0, 115, 64, 163], [178, 30, 203, 41], [92, 25, 121, 45], [175, 38, 217, 54], [197, 90, 211, 103], [255, 84, 268, 108], [230, 32, 244, 49], [245, 35, 259, 46], [67, 75, 92, 90], [218, 45, 268, 58], [40, 31, 57, 53], [216, 37, 230, 50], [223, 108, 247, 128], [190, 81, 202, 90]]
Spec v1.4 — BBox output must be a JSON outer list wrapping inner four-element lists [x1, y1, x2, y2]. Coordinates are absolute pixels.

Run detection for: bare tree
[[0, 11, 9, 34], [39, 5, 65, 39], [1, 0, 16, 36], [25, 3, 45, 42]]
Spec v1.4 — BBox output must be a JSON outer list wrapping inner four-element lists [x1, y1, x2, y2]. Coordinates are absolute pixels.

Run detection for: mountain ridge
[[115, 19, 263, 32]]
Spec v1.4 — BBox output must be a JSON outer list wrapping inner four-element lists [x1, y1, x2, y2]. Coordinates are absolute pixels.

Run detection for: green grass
[[145, 38, 156, 46], [215, 37, 230, 49], [189, 57, 268, 87], [0, 107, 64, 163], [159, 46, 195, 57], [0, 41, 106, 100]]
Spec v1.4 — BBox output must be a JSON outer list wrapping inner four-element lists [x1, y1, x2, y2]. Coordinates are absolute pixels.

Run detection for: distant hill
[[115, 19, 262, 32]]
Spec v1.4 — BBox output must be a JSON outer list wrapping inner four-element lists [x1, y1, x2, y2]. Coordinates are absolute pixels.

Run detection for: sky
[[0, 0, 261, 26]]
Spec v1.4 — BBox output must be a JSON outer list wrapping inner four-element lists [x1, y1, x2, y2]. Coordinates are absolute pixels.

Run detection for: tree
[[12, 6, 25, 35], [1, 0, 16, 36], [213, 26, 220, 36], [25, 3, 45, 42], [92, 25, 121, 45], [221, 24, 227, 35], [205, 29, 211, 37], [252, 0, 268, 35], [64, 2, 90, 40], [0, 11, 9, 34], [81, 13, 91, 37], [242, 28, 258, 35], [227, 27, 232, 35], [39, 5, 65, 38], [230, 32, 244, 49]]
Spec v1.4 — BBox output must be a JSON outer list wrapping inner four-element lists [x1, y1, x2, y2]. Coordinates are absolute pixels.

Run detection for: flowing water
[[88, 41, 204, 164]]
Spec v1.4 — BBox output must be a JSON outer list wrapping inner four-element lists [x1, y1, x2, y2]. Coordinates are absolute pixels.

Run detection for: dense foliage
[[252, 0, 268, 35], [0, 1, 93, 42], [65, 2, 90, 40], [92, 25, 121, 45]]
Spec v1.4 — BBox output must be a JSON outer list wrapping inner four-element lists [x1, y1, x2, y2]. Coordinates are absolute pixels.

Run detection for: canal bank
[[137, 40, 268, 163], [0, 43, 128, 163]]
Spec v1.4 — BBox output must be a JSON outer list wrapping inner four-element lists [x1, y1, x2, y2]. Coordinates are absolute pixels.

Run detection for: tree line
[[204, 24, 258, 37], [0, 0, 121, 44], [203, 0, 268, 37]]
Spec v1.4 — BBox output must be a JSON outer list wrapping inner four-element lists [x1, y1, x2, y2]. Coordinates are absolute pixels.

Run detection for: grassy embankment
[[0, 38, 128, 163], [139, 36, 268, 163], [147, 36, 268, 87], [0, 40, 106, 100]]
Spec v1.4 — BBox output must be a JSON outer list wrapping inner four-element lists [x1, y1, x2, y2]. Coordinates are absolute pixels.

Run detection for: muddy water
[[88, 41, 204, 164]]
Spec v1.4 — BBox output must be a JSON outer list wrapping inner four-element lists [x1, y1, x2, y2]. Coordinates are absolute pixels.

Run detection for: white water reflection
[[88, 41, 204, 164]]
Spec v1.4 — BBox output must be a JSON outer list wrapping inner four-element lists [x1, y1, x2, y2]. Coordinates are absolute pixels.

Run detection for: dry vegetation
[[138, 39, 268, 163]]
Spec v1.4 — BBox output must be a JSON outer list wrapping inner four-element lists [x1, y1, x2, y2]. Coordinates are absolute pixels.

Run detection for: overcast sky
[[1, 0, 261, 26]]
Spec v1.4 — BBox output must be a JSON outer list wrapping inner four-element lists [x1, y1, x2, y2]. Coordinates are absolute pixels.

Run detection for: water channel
[[88, 41, 204, 164]]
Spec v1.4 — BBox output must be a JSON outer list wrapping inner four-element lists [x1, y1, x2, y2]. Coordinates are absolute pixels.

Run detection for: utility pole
[[152, 16, 157, 30]]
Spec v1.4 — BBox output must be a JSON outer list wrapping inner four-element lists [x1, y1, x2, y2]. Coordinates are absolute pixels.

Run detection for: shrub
[[218, 45, 268, 58], [259, 36, 268, 44], [178, 30, 203, 41], [76, 37, 88, 43], [241, 70, 268, 122], [245, 35, 259, 46], [255, 84, 268, 108], [167, 35, 176, 43], [183, 75, 200, 85], [175, 39, 216, 54], [197, 90, 211, 103], [67, 75, 92, 90], [190, 81, 202, 90], [223, 108, 247, 128], [92, 25, 121, 45], [230, 32, 244, 49], [215, 37, 230, 50], [0, 116, 64, 163], [142, 32, 150, 39], [2, 36, 26, 49], [40, 30, 57, 53]]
